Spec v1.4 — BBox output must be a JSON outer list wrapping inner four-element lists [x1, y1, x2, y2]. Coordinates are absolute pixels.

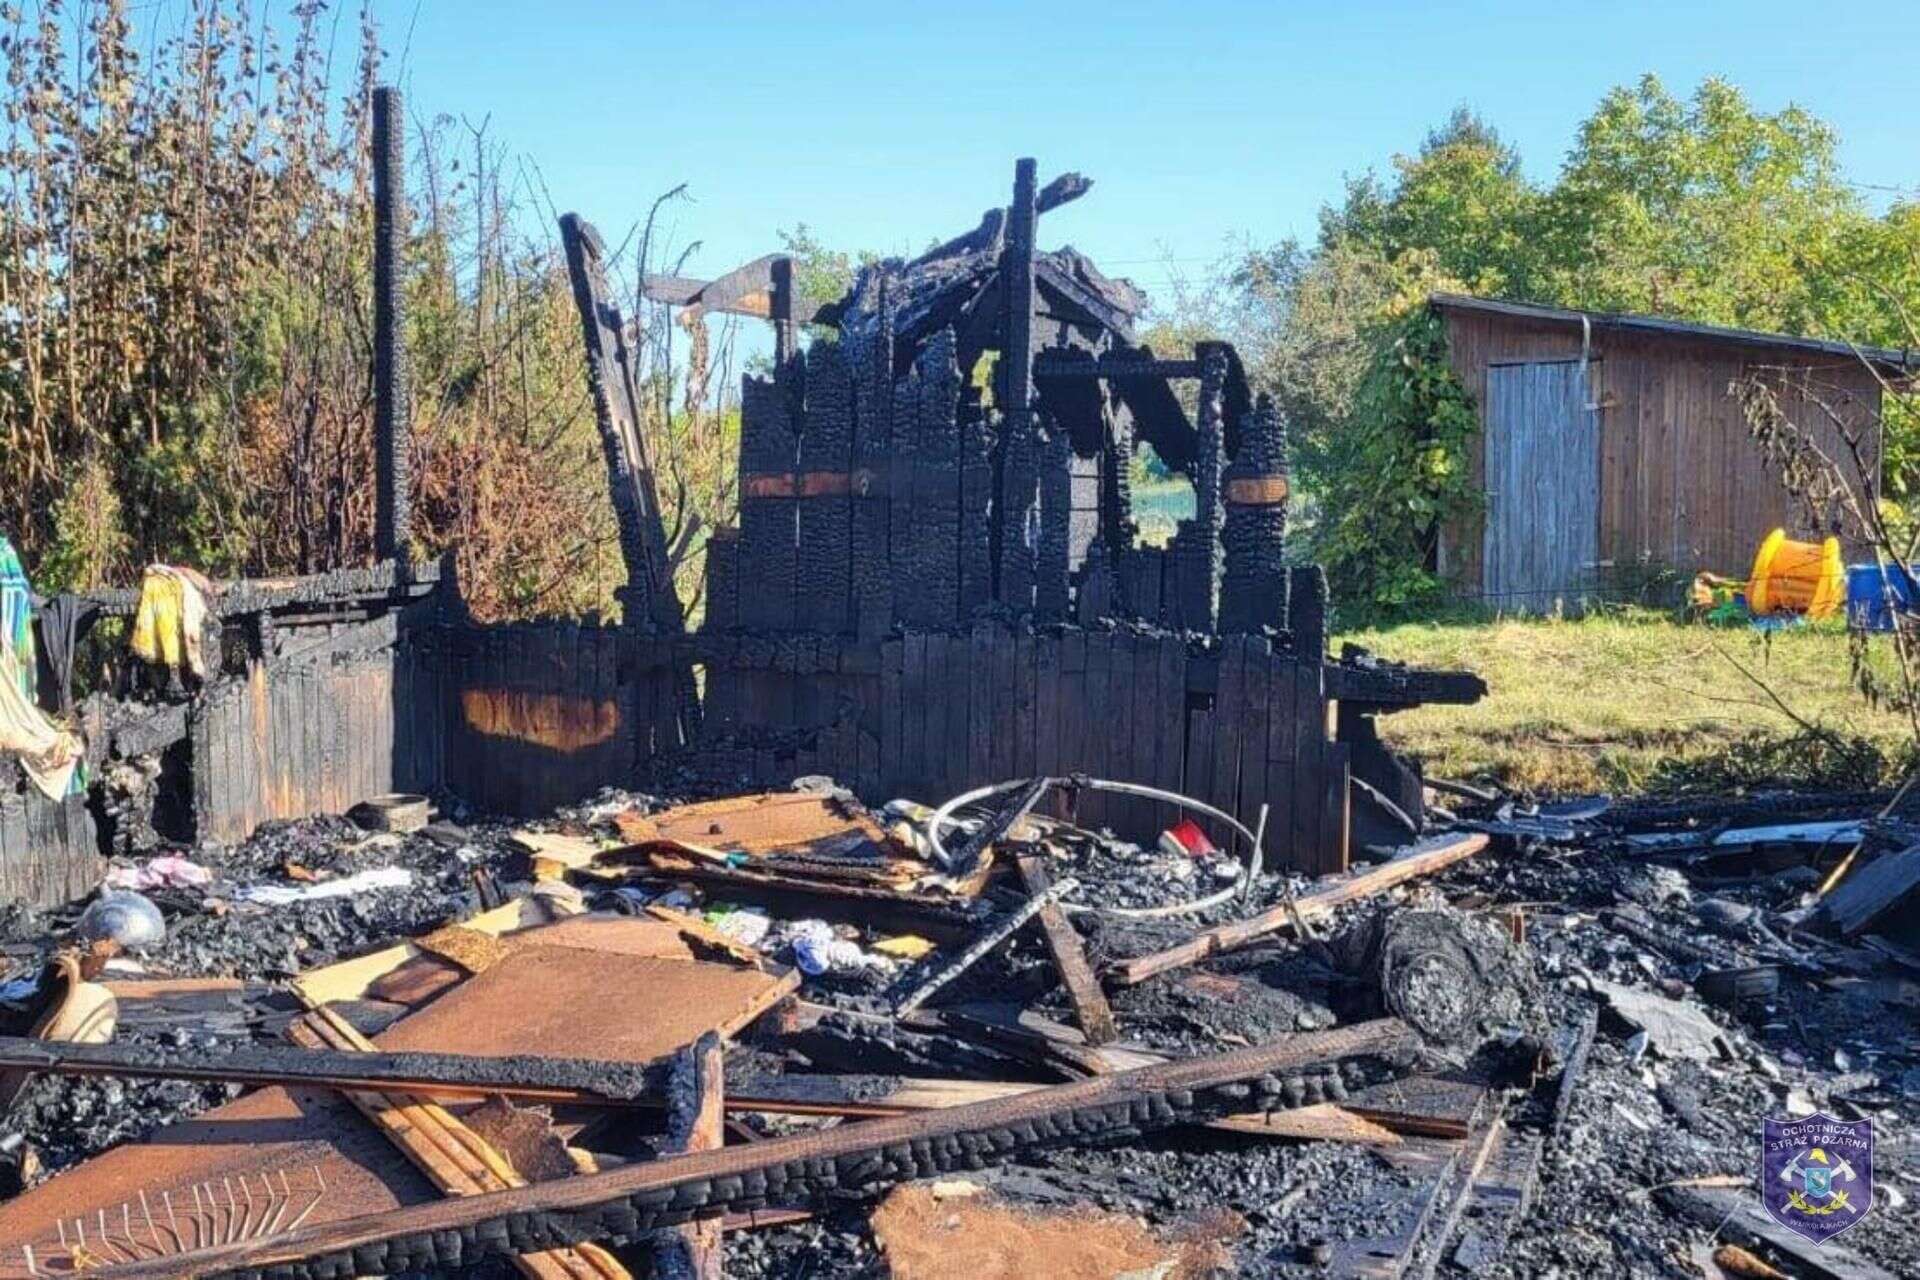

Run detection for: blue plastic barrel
[[1846, 563, 1920, 631]]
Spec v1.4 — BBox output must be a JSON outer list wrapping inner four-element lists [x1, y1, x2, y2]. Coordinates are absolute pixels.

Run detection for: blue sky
[[380, 0, 1915, 308]]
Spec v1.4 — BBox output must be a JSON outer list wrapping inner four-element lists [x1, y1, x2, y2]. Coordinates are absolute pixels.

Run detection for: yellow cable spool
[[1747, 528, 1844, 619]]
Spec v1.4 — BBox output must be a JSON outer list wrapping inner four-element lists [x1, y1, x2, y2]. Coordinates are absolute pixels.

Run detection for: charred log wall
[[657, 629, 1350, 874]]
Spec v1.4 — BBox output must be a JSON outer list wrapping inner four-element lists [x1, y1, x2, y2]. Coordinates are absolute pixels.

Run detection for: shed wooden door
[[1482, 360, 1600, 608]]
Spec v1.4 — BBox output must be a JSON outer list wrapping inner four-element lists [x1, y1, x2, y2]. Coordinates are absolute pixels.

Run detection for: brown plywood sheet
[[375, 945, 788, 1062], [614, 791, 895, 859], [369, 915, 705, 1008]]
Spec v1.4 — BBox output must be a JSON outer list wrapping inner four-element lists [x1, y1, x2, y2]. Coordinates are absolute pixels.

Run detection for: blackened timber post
[[558, 212, 702, 743], [372, 86, 411, 567], [1191, 341, 1229, 631], [997, 157, 1039, 612], [771, 257, 798, 366], [1219, 392, 1290, 633]]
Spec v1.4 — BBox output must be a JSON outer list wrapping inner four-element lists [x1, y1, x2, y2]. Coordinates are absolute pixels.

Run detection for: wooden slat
[[1034, 633, 1062, 789], [1014, 629, 1039, 783], [288, 1007, 629, 1280], [1236, 636, 1272, 832], [1265, 649, 1298, 865], [1015, 853, 1116, 1046], [902, 633, 928, 798], [1291, 660, 1327, 874], [1207, 638, 1245, 827]]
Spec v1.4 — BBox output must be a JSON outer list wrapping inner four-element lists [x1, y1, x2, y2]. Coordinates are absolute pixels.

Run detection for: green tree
[[1536, 75, 1864, 330], [1322, 108, 1540, 297]]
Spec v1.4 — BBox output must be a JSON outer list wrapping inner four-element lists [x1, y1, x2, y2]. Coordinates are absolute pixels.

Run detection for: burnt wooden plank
[[998, 625, 1029, 786], [1015, 853, 1117, 1045], [997, 159, 1039, 613], [1086, 631, 1120, 832], [917, 333, 963, 626], [1105, 629, 1128, 832], [1107, 834, 1492, 987], [739, 373, 800, 632], [1292, 661, 1326, 875], [1183, 707, 1215, 845], [1153, 633, 1186, 834], [849, 321, 895, 640], [92, 1023, 1415, 1280], [968, 622, 997, 792], [1126, 631, 1158, 834], [923, 633, 954, 799], [1265, 651, 1299, 869], [1237, 636, 1273, 833], [1320, 740, 1353, 881], [889, 375, 922, 628], [1036, 426, 1072, 621], [1034, 632, 1062, 790], [1058, 629, 1088, 819], [879, 637, 904, 796], [959, 403, 994, 618], [1014, 628, 1039, 783], [901, 633, 929, 800], [1207, 638, 1246, 826], [558, 214, 678, 631]]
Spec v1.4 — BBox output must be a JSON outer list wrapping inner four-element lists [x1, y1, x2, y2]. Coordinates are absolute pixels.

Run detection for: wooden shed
[[1431, 293, 1917, 608]]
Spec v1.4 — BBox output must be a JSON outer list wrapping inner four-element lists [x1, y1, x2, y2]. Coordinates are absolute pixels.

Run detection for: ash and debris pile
[[0, 776, 1910, 1280]]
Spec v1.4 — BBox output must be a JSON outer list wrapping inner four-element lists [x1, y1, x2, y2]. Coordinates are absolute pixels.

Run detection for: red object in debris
[[1158, 819, 1219, 860]]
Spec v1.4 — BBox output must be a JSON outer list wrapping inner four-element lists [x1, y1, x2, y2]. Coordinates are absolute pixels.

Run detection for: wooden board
[[1108, 833, 1491, 986], [1015, 854, 1117, 1046]]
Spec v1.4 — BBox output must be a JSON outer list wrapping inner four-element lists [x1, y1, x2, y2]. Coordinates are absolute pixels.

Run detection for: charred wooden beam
[[90, 1020, 1417, 1280], [0, 1033, 672, 1107], [1015, 853, 1116, 1045], [1107, 833, 1491, 987], [997, 157, 1040, 612], [655, 1034, 725, 1280], [559, 212, 701, 739]]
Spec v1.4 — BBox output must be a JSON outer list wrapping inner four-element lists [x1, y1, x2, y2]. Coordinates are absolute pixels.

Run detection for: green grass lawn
[[1336, 608, 1915, 796]]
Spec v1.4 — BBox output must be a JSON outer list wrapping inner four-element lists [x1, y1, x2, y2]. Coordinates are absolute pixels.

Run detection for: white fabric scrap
[[237, 866, 414, 907]]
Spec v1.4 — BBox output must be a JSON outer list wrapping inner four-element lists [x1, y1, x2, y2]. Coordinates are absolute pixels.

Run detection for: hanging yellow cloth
[[131, 565, 212, 676]]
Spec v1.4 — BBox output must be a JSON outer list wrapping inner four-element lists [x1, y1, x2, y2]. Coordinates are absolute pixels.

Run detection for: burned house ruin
[[2, 145, 1483, 906]]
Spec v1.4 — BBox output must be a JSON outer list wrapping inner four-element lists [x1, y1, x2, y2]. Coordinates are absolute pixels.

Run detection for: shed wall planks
[[1441, 308, 1884, 604]]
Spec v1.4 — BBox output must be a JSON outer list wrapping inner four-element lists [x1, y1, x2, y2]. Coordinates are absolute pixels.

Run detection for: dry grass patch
[[1337, 610, 1912, 795]]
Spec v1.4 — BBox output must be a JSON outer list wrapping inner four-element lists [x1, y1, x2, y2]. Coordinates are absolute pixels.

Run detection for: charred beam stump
[[996, 157, 1040, 613], [98, 1021, 1420, 1280], [1219, 392, 1289, 634], [371, 86, 412, 567], [1185, 342, 1230, 631]]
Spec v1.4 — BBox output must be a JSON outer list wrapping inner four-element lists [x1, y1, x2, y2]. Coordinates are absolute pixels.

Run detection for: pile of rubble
[[0, 775, 1912, 1280]]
